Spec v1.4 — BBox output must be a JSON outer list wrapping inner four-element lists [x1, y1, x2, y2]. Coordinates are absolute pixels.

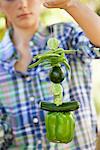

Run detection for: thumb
[[43, 2, 57, 8]]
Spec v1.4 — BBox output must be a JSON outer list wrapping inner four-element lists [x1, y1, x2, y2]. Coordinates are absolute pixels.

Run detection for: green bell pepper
[[45, 111, 75, 143]]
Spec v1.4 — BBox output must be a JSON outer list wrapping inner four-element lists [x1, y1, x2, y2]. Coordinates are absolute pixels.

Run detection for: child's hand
[[43, 0, 71, 10]]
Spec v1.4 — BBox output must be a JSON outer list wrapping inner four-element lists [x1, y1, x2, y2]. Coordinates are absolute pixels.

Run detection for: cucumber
[[40, 101, 80, 112]]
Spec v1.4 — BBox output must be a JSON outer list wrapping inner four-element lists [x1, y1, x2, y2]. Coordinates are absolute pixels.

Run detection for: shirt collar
[[29, 23, 50, 49], [0, 29, 16, 61], [0, 23, 51, 62]]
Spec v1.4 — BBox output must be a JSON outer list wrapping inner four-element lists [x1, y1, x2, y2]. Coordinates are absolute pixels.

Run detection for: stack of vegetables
[[29, 38, 80, 143]]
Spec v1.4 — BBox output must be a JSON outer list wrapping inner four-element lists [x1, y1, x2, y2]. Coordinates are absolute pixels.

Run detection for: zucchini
[[40, 101, 80, 112]]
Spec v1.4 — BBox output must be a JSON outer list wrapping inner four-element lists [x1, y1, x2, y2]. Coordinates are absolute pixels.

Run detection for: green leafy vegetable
[[29, 37, 76, 69]]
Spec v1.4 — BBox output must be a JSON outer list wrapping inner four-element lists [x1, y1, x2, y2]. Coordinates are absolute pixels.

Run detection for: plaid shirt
[[0, 22, 100, 150]]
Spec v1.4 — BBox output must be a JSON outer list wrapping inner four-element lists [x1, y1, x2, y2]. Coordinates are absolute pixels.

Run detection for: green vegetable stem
[[29, 37, 77, 70]]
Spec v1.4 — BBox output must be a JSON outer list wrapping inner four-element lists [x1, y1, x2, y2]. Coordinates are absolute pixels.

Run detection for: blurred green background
[[0, 0, 100, 125]]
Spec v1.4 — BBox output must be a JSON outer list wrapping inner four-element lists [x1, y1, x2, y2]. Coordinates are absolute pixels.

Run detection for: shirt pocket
[[7, 104, 31, 128]]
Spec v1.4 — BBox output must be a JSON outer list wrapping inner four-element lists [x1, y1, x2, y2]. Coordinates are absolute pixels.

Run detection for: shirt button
[[38, 140, 41, 144], [26, 76, 32, 82], [30, 96, 35, 102], [33, 117, 38, 124], [29, 41, 34, 47]]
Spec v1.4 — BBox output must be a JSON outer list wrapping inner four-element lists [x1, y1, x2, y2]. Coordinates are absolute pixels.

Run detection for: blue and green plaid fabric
[[0, 22, 100, 150]]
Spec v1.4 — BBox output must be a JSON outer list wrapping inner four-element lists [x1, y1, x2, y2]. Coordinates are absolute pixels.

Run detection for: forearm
[[65, 0, 100, 46]]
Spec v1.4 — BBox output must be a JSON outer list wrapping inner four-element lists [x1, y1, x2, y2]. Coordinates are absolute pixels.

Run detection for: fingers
[[43, 2, 54, 8], [43, 0, 67, 8], [43, 1, 59, 8]]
